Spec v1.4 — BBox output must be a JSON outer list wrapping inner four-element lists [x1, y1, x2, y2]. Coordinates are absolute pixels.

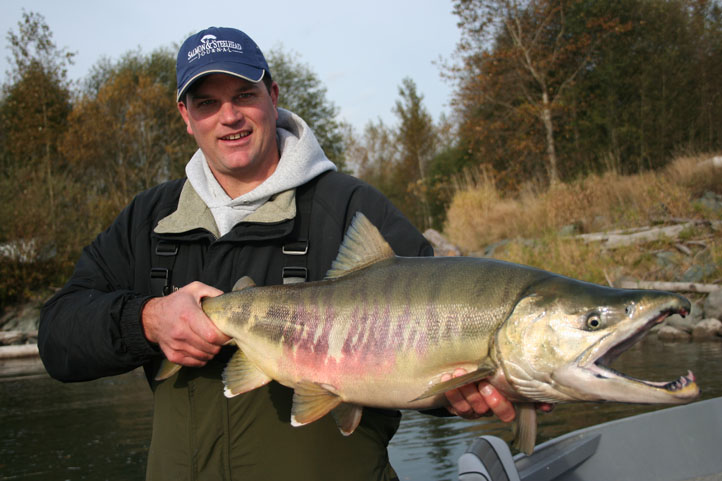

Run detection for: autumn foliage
[[2, 3, 722, 305]]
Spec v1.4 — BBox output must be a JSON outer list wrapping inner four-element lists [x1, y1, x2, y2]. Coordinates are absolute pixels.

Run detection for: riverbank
[[0, 292, 43, 360]]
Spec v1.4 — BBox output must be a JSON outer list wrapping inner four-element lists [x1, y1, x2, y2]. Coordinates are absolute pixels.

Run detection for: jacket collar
[[154, 180, 296, 237]]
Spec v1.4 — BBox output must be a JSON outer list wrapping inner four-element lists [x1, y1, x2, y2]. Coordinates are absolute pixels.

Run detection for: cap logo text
[[186, 34, 244, 63]]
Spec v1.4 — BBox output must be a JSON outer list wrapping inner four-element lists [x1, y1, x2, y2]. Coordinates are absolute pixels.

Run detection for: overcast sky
[[1, 0, 461, 132]]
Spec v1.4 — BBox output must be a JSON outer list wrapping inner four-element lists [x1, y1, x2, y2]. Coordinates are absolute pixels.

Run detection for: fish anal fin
[[222, 349, 272, 398], [291, 381, 343, 426], [332, 403, 363, 436], [411, 366, 497, 402], [155, 360, 182, 381], [512, 403, 538, 455], [325, 213, 395, 279], [231, 276, 256, 291]]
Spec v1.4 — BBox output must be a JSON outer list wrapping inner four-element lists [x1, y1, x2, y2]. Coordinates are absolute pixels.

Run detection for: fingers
[[443, 369, 490, 418], [141, 282, 230, 367], [185, 282, 232, 346], [443, 369, 515, 423], [478, 381, 515, 422]]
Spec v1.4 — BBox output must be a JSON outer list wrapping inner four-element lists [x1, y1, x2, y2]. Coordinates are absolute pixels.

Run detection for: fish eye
[[586, 313, 603, 330], [624, 304, 635, 317]]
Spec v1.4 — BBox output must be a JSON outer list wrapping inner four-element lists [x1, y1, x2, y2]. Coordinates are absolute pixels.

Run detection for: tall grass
[[443, 154, 722, 285]]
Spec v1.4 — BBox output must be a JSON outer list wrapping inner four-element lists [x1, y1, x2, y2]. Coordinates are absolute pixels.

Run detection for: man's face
[[178, 73, 280, 197]]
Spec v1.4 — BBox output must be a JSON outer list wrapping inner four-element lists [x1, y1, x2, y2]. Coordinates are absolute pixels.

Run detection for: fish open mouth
[[582, 304, 699, 400]]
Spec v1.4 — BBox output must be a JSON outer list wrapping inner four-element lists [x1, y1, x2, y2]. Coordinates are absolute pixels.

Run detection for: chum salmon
[[157, 212, 699, 453]]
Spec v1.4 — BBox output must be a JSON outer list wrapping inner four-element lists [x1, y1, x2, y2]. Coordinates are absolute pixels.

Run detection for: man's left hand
[[443, 368, 516, 422]]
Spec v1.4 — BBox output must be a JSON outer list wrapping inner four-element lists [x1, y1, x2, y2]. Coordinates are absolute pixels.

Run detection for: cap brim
[[177, 64, 265, 101]]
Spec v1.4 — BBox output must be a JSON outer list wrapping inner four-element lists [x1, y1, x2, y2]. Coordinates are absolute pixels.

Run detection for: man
[[39, 27, 517, 480]]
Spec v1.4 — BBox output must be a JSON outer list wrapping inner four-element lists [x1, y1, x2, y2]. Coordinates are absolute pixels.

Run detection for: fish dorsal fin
[[325, 212, 395, 279], [232, 276, 256, 291]]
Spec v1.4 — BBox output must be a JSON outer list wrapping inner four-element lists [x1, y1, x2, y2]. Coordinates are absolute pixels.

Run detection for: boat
[[458, 396, 722, 481]]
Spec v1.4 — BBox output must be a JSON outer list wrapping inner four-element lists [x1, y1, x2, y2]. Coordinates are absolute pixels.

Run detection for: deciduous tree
[[450, 0, 623, 184], [61, 49, 194, 222], [266, 47, 347, 171], [0, 10, 74, 232]]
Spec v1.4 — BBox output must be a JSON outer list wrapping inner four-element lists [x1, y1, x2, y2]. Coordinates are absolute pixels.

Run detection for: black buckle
[[156, 243, 179, 256], [150, 267, 169, 280], [282, 241, 308, 256], [150, 267, 174, 295], [282, 266, 307, 283]]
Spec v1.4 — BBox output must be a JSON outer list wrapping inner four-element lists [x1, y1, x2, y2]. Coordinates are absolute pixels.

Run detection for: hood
[[186, 108, 337, 236]]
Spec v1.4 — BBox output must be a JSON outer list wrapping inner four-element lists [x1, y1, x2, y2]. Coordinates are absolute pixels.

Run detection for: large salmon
[[157, 213, 699, 453]]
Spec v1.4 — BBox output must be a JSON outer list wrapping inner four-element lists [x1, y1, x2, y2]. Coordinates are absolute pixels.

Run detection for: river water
[[1, 339, 721, 481]]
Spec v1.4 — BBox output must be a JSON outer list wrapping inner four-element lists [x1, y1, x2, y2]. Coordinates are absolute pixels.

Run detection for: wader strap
[[282, 174, 323, 284], [150, 240, 179, 296]]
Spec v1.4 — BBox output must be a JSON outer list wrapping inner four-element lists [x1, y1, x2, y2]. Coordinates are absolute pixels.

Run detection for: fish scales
[[207, 256, 539, 407]]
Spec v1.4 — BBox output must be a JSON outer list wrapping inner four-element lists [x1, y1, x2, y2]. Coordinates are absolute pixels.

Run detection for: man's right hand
[[142, 281, 231, 367]]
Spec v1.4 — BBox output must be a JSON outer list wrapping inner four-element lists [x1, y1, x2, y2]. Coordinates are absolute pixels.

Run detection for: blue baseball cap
[[176, 27, 270, 101]]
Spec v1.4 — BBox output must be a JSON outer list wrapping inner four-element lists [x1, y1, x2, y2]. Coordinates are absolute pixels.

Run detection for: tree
[[567, 0, 722, 172], [0, 11, 78, 302], [447, 0, 722, 185], [450, 0, 623, 184], [392, 77, 439, 228], [266, 47, 347, 171], [393, 78, 438, 181], [60, 48, 195, 222], [350, 79, 440, 229], [1, 10, 74, 231], [348, 119, 400, 201]]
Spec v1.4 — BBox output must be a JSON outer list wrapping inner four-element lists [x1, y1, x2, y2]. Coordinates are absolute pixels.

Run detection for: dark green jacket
[[39, 171, 433, 480]]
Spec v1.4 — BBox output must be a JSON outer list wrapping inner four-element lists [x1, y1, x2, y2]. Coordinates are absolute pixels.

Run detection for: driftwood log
[[0, 344, 39, 359], [618, 280, 719, 293], [571, 220, 721, 249]]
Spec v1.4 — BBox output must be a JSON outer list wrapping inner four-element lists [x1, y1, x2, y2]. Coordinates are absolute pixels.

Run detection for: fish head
[[494, 276, 699, 404]]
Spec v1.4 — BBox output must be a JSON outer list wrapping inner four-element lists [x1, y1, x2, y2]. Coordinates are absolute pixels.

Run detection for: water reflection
[[1, 362, 153, 481], [1, 340, 720, 480]]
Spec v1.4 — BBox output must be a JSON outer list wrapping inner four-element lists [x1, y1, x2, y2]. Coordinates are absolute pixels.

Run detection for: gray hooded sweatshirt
[[185, 108, 337, 236]]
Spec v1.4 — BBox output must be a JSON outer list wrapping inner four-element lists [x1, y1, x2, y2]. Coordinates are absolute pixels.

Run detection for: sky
[[0, 0, 462, 132]]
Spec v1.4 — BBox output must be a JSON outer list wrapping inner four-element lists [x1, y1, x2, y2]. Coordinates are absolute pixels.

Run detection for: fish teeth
[[665, 371, 695, 391]]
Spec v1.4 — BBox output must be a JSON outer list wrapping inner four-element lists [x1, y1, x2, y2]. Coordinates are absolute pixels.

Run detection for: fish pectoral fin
[[512, 403, 538, 455], [155, 360, 182, 381], [222, 349, 272, 398], [411, 366, 497, 402], [291, 381, 343, 427], [332, 403, 363, 436]]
